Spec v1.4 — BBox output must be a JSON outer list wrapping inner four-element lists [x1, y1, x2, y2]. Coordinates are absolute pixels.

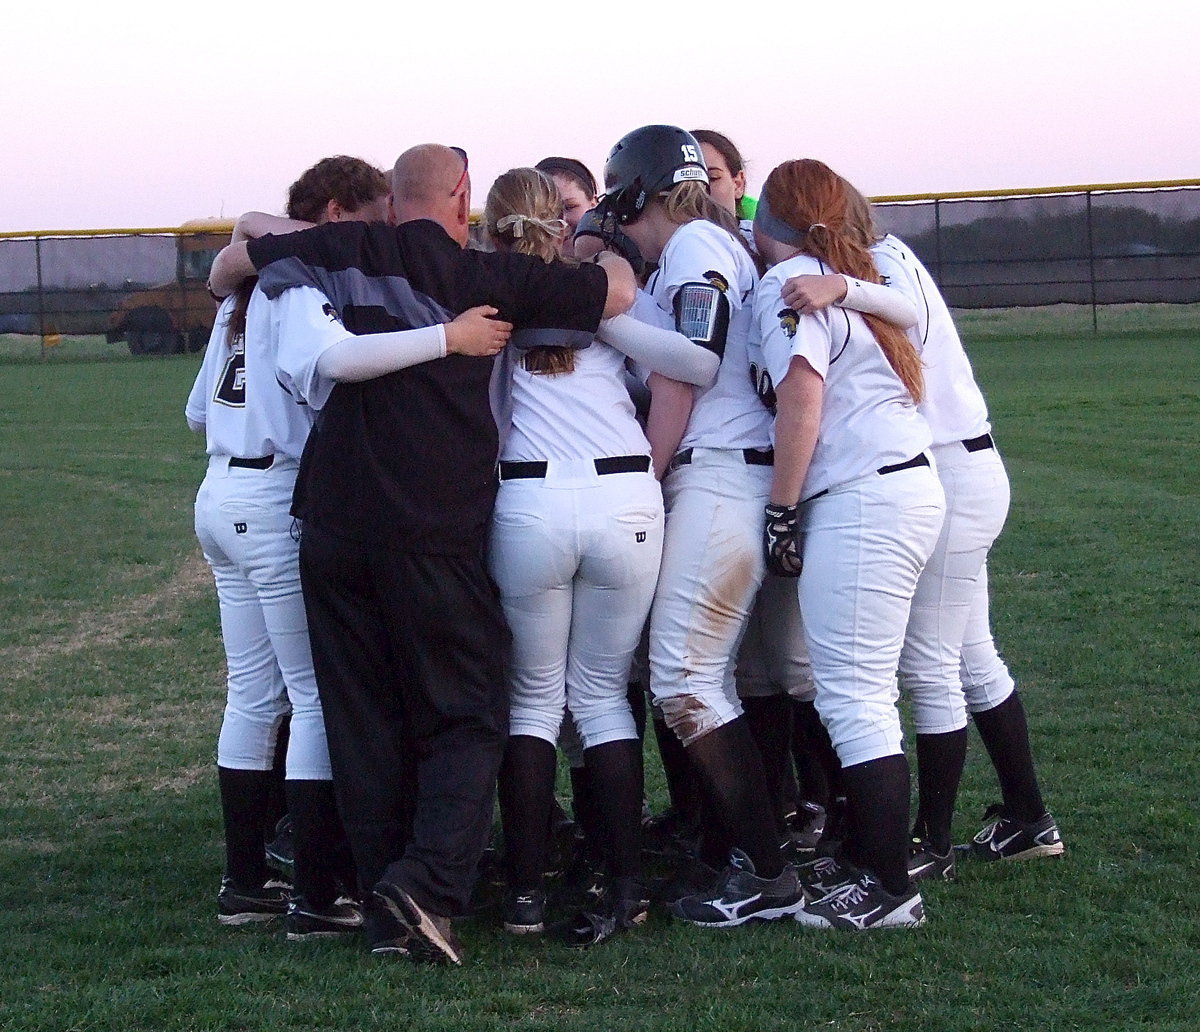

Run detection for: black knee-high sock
[[583, 739, 643, 881], [741, 695, 794, 822], [218, 766, 273, 888], [914, 728, 969, 853], [684, 717, 786, 878], [498, 735, 557, 891], [287, 779, 353, 908], [972, 692, 1046, 822], [265, 717, 290, 837], [791, 699, 839, 808], [651, 709, 701, 823], [569, 765, 605, 865], [839, 754, 911, 895], [626, 682, 648, 742]]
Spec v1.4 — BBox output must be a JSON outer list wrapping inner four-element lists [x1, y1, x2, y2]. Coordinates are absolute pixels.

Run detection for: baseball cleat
[[284, 896, 364, 941], [502, 889, 547, 935], [264, 815, 295, 878], [564, 877, 650, 948], [796, 852, 859, 903], [373, 879, 463, 966], [795, 871, 926, 931], [670, 849, 804, 927], [786, 800, 826, 855], [216, 876, 290, 925], [968, 806, 1065, 861], [907, 838, 956, 882]]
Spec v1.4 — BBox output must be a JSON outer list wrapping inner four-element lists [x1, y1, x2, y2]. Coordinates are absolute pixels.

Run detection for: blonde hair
[[485, 168, 576, 374], [762, 160, 924, 402], [841, 179, 883, 250], [660, 180, 763, 274]]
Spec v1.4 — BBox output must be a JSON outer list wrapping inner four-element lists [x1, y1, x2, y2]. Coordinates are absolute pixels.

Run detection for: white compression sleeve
[[316, 324, 447, 382], [839, 276, 919, 329], [596, 313, 719, 387]]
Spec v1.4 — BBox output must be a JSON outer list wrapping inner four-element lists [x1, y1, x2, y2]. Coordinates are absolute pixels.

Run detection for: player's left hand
[[780, 274, 847, 315], [763, 503, 803, 577]]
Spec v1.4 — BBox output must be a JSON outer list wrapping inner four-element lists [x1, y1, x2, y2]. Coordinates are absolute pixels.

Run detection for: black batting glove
[[764, 503, 803, 577]]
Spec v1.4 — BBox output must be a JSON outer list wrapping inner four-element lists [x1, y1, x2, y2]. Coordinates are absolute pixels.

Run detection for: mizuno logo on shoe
[[842, 906, 884, 930], [709, 893, 763, 921]]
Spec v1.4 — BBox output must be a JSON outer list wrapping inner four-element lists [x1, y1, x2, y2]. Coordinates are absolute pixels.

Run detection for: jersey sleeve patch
[[777, 308, 799, 339]]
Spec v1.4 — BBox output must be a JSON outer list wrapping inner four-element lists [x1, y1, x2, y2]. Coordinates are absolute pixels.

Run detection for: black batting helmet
[[599, 125, 709, 225]]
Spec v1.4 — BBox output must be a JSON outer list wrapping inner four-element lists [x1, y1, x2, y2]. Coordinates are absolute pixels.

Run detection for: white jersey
[[186, 289, 336, 460], [754, 253, 931, 500], [501, 340, 651, 462], [871, 234, 991, 446], [267, 285, 364, 412], [645, 219, 772, 452]]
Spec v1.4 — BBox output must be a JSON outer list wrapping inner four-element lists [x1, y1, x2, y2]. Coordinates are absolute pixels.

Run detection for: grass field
[[1, 308, 1198, 1031]]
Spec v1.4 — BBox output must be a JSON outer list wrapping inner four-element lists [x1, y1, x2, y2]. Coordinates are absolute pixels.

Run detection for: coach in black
[[213, 145, 635, 964]]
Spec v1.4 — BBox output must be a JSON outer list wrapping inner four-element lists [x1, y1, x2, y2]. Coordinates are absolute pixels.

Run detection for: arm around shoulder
[[208, 242, 255, 299], [597, 313, 718, 387], [594, 251, 637, 319]]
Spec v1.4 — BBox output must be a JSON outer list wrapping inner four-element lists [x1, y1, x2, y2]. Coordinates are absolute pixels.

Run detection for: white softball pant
[[194, 456, 332, 779], [735, 572, 814, 701], [649, 450, 773, 745], [898, 441, 1013, 732], [961, 562, 1017, 713], [799, 463, 945, 768], [488, 461, 664, 750]]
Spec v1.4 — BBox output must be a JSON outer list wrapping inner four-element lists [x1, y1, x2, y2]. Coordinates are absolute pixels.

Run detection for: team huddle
[[186, 126, 1063, 966]]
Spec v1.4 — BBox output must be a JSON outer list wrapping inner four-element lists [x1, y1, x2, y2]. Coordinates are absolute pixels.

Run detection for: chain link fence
[[2, 180, 1197, 359], [0, 221, 232, 359], [872, 180, 1200, 327]]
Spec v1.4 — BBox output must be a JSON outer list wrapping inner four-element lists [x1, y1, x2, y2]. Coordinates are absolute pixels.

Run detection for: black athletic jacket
[[248, 219, 607, 555]]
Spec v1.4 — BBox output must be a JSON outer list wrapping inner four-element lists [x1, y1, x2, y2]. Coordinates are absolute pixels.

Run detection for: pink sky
[[4, 2, 1196, 233]]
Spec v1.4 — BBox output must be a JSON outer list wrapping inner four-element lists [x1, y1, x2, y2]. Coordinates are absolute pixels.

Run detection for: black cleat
[[967, 806, 1065, 862], [217, 876, 289, 925], [670, 850, 804, 927], [285, 896, 363, 941], [795, 871, 925, 931]]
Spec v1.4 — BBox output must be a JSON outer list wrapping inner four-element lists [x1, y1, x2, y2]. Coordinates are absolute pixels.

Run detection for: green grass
[[1, 307, 1198, 1031], [0, 333, 142, 364]]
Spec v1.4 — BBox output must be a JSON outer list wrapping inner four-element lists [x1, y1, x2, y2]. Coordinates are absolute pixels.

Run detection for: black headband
[[753, 191, 810, 249]]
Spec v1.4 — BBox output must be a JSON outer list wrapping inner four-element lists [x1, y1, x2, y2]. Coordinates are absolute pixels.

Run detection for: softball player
[[781, 192, 1063, 875], [534, 157, 598, 236], [187, 157, 390, 936], [484, 167, 718, 945], [751, 158, 945, 931], [584, 125, 808, 927]]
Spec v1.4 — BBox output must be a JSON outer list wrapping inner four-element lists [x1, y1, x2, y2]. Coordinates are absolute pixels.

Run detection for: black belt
[[669, 447, 775, 472], [228, 455, 275, 470], [803, 453, 930, 503], [877, 453, 930, 476], [962, 433, 995, 453], [498, 454, 651, 481]]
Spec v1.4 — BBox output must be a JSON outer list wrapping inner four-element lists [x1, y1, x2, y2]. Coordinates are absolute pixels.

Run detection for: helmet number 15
[[681, 144, 700, 164]]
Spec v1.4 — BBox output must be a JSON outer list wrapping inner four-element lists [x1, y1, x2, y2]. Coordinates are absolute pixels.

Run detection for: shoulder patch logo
[[704, 270, 730, 294], [322, 302, 339, 322], [777, 308, 798, 339]]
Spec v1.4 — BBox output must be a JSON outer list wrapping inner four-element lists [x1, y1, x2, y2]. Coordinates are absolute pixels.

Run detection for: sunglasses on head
[[450, 147, 468, 198]]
